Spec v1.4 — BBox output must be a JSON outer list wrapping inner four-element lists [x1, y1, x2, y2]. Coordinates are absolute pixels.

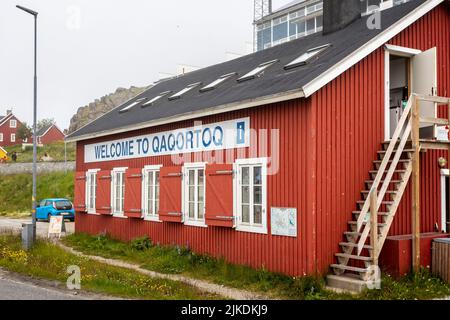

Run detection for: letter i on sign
[[236, 121, 245, 145]]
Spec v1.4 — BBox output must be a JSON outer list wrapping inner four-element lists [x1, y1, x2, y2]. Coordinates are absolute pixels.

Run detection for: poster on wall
[[271, 207, 297, 237]]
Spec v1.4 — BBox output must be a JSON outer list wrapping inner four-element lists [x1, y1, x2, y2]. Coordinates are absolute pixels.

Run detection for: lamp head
[[16, 5, 38, 16]]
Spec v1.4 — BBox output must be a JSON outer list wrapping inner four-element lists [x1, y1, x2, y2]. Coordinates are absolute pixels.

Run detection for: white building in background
[[254, 0, 323, 52]]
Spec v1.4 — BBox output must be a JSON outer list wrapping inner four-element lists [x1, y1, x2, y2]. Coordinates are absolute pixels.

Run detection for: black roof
[[67, 0, 426, 141], [36, 124, 53, 137]]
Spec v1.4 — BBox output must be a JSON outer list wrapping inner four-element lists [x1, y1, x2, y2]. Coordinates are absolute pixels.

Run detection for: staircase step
[[330, 264, 368, 273], [357, 200, 394, 206], [327, 274, 373, 293], [369, 169, 407, 175], [335, 253, 373, 262], [377, 148, 415, 155], [365, 179, 402, 186], [361, 190, 397, 195], [348, 221, 387, 227], [339, 242, 373, 250], [373, 159, 410, 165], [353, 211, 390, 216]]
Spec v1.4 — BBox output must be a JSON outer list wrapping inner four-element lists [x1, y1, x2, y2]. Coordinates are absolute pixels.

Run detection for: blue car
[[36, 198, 75, 222]]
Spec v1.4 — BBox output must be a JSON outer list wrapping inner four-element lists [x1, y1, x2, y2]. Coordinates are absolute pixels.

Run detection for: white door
[[411, 47, 438, 131]]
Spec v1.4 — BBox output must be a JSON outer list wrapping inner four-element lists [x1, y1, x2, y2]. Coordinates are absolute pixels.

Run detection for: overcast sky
[[0, 0, 290, 130]]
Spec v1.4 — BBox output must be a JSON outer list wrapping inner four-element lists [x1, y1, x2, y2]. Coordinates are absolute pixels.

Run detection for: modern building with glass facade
[[255, 0, 324, 51]]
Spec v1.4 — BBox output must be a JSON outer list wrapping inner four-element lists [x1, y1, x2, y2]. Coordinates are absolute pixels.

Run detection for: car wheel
[[47, 213, 51, 222]]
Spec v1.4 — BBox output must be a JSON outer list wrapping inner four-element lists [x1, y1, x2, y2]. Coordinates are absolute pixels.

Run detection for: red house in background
[[34, 124, 65, 145], [0, 110, 25, 147]]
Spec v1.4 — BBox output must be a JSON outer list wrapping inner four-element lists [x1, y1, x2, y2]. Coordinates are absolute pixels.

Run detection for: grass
[[0, 172, 74, 216], [64, 233, 450, 300], [0, 233, 221, 300], [4, 141, 75, 163]]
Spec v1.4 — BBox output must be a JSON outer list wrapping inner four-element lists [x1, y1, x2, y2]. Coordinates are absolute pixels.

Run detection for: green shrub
[[131, 236, 153, 251]]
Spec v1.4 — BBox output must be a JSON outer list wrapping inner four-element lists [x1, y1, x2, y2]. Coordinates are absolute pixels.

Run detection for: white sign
[[271, 207, 297, 237], [436, 126, 449, 141], [48, 216, 66, 238], [84, 118, 250, 163]]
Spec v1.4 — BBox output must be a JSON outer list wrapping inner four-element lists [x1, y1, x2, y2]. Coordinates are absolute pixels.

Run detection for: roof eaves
[[0, 113, 13, 127], [65, 87, 305, 143]]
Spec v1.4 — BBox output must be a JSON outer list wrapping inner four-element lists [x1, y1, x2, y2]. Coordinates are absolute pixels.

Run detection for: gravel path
[[0, 268, 120, 300], [57, 242, 271, 300], [0, 217, 74, 237]]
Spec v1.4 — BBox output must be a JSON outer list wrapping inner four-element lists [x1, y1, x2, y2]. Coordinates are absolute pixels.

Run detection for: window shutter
[[96, 170, 112, 215], [205, 164, 235, 227], [159, 166, 183, 223], [124, 168, 143, 218], [74, 172, 87, 213]]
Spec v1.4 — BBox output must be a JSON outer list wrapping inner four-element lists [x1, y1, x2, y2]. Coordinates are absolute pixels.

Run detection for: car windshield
[[55, 200, 72, 209]]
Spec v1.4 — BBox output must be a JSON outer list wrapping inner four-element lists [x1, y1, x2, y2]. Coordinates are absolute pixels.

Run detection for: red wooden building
[[66, 0, 450, 290], [0, 110, 25, 147], [34, 124, 65, 145]]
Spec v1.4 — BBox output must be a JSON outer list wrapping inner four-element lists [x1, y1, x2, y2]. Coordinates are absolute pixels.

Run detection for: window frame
[[111, 167, 127, 217], [237, 60, 278, 83], [142, 165, 162, 222], [0, 133, 3, 142], [10, 119, 17, 128], [10, 134, 16, 143], [183, 162, 207, 228], [234, 158, 268, 234], [141, 91, 172, 108], [86, 169, 100, 214], [284, 43, 331, 70], [168, 82, 202, 101], [119, 97, 148, 113]]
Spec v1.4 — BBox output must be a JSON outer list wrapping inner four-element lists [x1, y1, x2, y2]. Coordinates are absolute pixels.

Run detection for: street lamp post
[[17, 5, 38, 243]]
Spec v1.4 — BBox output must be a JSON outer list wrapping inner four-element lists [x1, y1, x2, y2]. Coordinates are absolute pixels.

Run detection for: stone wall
[[0, 161, 75, 175]]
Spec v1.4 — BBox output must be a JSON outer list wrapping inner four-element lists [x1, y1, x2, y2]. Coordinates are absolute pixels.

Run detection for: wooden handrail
[[357, 94, 414, 255], [356, 95, 414, 233], [415, 94, 449, 105], [370, 189, 378, 266], [356, 94, 449, 258]]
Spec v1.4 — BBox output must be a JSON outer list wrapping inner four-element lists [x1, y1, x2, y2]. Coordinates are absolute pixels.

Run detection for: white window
[[284, 44, 331, 70], [0, 133, 3, 142], [119, 97, 147, 113], [142, 165, 161, 221], [86, 169, 99, 214], [237, 60, 278, 82], [10, 134, 15, 143], [200, 73, 236, 93], [10, 120, 16, 128], [169, 82, 202, 100], [235, 158, 267, 234], [111, 168, 127, 216], [141, 91, 172, 107], [183, 163, 206, 227]]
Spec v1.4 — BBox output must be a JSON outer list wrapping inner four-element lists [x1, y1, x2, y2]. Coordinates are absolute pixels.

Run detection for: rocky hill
[[68, 86, 148, 134]]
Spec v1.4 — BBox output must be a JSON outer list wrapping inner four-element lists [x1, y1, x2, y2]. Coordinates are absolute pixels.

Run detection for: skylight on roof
[[119, 97, 147, 113], [168, 82, 202, 100], [284, 44, 331, 70], [141, 91, 172, 108], [200, 73, 236, 93], [237, 59, 278, 82]]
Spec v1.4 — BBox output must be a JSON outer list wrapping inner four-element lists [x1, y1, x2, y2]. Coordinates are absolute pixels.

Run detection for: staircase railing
[[356, 95, 414, 255], [356, 93, 450, 257]]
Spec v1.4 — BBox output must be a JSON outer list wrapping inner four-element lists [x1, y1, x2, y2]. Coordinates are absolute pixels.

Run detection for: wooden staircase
[[327, 94, 450, 291], [330, 142, 413, 280]]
